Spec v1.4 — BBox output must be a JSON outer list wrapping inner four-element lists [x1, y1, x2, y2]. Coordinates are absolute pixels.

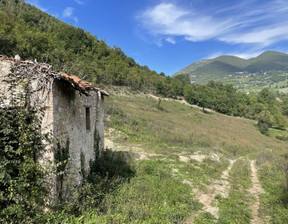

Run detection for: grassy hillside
[[215, 55, 249, 68], [56, 90, 288, 223], [245, 51, 288, 72], [105, 89, 287, 155], [173, 55, 244, 80], [174, 51, 288, 94]]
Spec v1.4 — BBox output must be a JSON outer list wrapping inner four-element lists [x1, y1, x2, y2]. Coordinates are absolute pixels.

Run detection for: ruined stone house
[[0, 55, 108, 194]]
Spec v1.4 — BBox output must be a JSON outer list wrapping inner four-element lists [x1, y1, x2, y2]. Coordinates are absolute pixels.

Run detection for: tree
[[257, 88, 275, 106], [256, 110, 274, 135], [273, 112, 288, 130], [281, 98, 288, 117]]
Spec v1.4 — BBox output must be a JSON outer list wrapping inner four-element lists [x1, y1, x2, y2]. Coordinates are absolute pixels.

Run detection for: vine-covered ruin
[[0, 55, 108, 196]]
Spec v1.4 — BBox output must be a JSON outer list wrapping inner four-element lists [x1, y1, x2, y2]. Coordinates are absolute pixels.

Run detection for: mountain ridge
[[173, 50, 288, 93], [174, 50, 288, 76]]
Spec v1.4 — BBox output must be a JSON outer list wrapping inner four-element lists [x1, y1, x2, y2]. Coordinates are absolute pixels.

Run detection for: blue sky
[[25, 0, 288, 76]]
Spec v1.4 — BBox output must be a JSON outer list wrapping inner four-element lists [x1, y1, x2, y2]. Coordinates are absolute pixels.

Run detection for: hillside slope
[[0, 0, 167, 91], [174, 51, 288, 93], [96, 91, 288, 223]]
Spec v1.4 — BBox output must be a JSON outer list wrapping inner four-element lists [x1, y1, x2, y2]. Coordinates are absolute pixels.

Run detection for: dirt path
[[184, 159, 237, 223], [147, 94, 214, 113], [104, 133, 159, 160], [248, 160, 265, 224]]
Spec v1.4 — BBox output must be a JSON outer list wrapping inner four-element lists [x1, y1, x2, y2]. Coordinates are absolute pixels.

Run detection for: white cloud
[[75, 0, 85, 5], [62, 7, 74, 18], [219, 24, 288, 47], [141, 3, 189, 28], [205, 52, 223, 59], [138, 3, 229, 42], [206, 50, 264, 60], [233, 51, 264, 59], [166, 37, 176, 44], [62, 7, 78, 24], [74, 17, 79, 24], [137, 1, 288, 49], [50, 12, 60, 18], [25, 0, 47, 12]]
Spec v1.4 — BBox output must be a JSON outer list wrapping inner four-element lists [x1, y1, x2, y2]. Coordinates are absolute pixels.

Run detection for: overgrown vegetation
[[49, 149, 135, 221], [103, 94, 288, 223], [0, 83, 50, 223], [0, 87, 136, 223], [54, 139, 69, 200], [257, 151, 288, 223], [217, 159, 252, 224], [0, 0, 167, 91], [2, 86, 288, 223]]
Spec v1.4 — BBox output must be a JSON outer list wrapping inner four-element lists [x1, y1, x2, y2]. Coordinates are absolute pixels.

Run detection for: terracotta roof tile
[[0, 55, 109, 96]]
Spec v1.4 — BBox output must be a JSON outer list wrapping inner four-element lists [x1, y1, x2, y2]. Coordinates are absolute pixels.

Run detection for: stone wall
[[0, 61, 11, 98], [52, 80, 105, 190], [0, 60, 54, 107], [0, 60, 55, 158], [0, 60, 106, 197]]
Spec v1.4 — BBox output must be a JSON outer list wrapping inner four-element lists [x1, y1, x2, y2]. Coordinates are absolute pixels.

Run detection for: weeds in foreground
[[177, 157, 230, 189], [216, 158, 252, 224], [44, 94, 288, 223], [47, 157, 199, 223], [257, 151, 288, 223]]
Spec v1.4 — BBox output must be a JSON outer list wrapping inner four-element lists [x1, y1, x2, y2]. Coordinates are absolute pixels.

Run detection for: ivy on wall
[[0, 75, 51, 222]]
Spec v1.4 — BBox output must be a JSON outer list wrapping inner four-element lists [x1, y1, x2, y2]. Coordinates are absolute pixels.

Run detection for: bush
[[276, 135, 288, 141], [57, 149, 135, 216], [257, 110, 274, 135]]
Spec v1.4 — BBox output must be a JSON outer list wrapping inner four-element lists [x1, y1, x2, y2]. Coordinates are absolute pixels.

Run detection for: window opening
[[86, 107, 91, 131]]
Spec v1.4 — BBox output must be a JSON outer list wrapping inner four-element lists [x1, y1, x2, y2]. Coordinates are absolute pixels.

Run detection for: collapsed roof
[[0, 55, 109, 96]]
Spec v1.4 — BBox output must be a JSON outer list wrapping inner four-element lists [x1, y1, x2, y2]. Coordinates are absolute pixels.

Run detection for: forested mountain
[[174, 51, 288, 93], [0, 0, 170, 91]]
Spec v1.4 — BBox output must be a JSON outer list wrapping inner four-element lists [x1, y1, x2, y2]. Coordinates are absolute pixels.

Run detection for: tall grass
[[51, 92, 288, 223]]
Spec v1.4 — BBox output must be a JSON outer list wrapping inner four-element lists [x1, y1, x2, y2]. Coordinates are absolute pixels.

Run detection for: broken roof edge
[[0, 55, 109, 97], [59, 73, 109, 96]]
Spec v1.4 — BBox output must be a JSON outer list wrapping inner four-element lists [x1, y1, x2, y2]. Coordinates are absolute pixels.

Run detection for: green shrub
[[57, 149, 135, 217], [276, 135, 288, 141], [257, 110, 274, 135]]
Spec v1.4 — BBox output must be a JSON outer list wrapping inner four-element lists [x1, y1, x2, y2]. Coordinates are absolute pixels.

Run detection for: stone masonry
[[0, 55, 108, 196]]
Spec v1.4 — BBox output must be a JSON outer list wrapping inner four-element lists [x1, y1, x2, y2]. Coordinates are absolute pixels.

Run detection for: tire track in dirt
[[184, 158, 238, 223], [248, 160, 265, 224]]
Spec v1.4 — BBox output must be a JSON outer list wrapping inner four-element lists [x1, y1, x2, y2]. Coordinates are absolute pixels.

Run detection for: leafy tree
[[174, 73, 191, 84], [281, 98, 288, 117], [252, 102, 266, 117], [256, 110, 274, 135], [273, 112, 288, 130], [0, 0, 168, 92], [170, 78, 184, 97], [257, 88, 276, 106]]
